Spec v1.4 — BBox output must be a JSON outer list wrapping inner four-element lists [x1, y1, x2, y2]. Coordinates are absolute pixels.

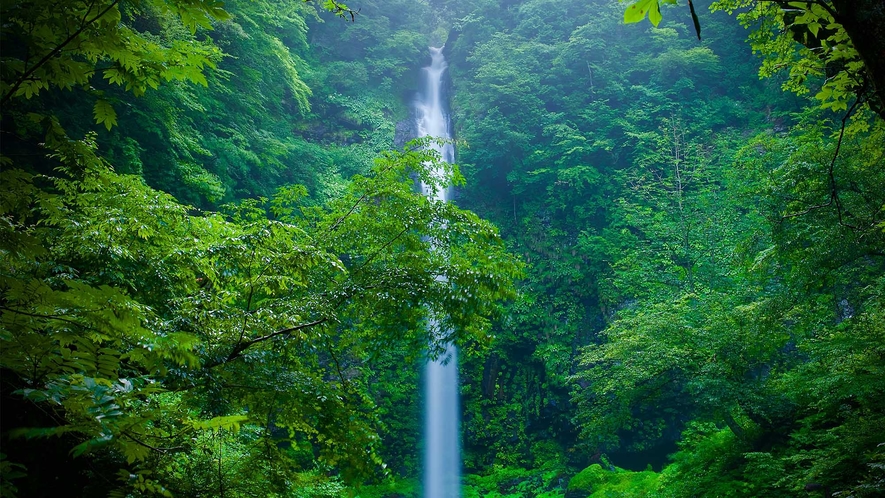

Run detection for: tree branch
[[326, 191, 370, 234], [222, 318, 327, 364], [1, 0, 120, 106], [325, 341, 349, 390], [351, 224, 412, 275], [230, 249, 257, 361], [0, 305, 89, 327], [121, 430, 185, 454], [323, 159, 401, 235], [766, 0, 838, 21]]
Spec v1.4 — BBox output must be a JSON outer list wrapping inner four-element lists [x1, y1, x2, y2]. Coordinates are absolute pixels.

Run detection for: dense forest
[[1, 0, 883, 497]]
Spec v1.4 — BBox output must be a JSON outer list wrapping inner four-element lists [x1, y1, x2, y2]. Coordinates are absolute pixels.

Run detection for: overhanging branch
[[1, 0, 121, 106]]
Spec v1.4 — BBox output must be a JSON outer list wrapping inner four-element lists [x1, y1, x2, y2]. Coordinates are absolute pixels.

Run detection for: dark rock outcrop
[[394, 117, 418, 148]]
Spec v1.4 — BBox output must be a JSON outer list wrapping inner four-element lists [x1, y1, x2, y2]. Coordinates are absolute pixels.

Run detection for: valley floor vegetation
[[1, 0, 883, 497]]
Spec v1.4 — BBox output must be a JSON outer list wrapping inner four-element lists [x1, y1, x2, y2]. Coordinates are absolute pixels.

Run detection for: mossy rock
[[567, 464, 659, 497], [567, 464, 609, 492]]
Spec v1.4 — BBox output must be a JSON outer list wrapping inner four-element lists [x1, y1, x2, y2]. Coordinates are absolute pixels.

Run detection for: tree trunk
[[831, 0, 885, 118], [723, 411, 746, 441]]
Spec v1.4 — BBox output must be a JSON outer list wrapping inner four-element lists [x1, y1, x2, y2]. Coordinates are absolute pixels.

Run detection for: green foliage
[[0, 0, 226, 119], [720, 0, 860, 111], [445, 0, 883, 494], [571, 100, 885, 498], [1, 0, 522, 482], [1, 0, 467, 493], [622, 1, 882, 115], [655, 424, 748, 497], [0, 132, 521, 493], [1, 0, 423, 209], [0, 454, 27, 498], [446, 0, 781, 471]]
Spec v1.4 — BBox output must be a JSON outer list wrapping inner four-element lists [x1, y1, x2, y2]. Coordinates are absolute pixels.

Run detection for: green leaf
[[624, 0, 657, 24], [93, 100, 117, 131], [649, 0, 663, 27], [191, 415, 249, 432], [70, 434, 112, 458]]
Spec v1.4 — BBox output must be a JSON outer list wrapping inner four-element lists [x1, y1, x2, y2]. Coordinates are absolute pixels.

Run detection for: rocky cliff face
[[394, 118, 419, 148]]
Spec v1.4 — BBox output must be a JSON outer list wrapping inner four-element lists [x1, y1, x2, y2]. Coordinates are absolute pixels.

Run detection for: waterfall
[[416, 46, 460, 498]]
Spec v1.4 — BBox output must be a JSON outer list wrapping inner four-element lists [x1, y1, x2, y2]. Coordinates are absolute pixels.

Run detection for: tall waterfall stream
[[416, 47, 461, 498]]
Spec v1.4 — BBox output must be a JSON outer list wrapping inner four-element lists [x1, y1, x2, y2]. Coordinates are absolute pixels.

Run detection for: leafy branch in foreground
[[621, 0, 885, 119], [0, 132, 520, 493]]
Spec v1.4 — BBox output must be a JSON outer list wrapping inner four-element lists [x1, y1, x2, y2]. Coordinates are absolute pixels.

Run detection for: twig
[[121, 430, 185, 454], [782, 96, 863, 228], [221, 318, 327, 364]]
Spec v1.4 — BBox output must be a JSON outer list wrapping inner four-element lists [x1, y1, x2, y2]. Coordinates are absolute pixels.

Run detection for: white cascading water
[[416, 46, 460, 498]]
